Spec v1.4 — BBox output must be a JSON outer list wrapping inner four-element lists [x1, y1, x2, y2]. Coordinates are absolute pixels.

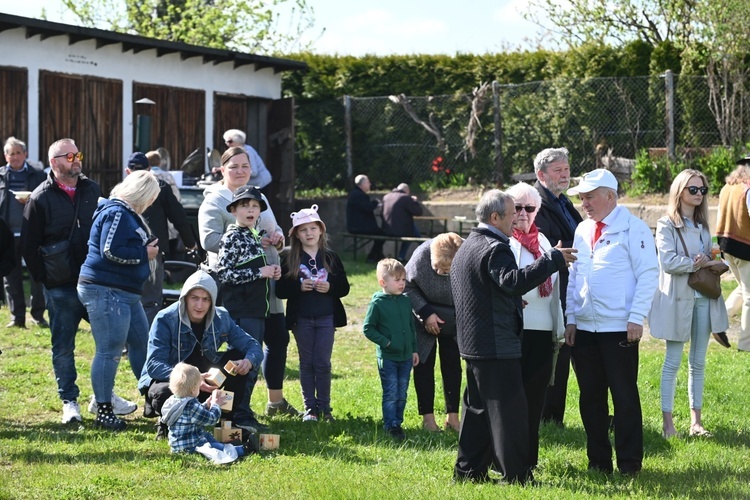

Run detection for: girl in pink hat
[[275, 205, 350, 422]]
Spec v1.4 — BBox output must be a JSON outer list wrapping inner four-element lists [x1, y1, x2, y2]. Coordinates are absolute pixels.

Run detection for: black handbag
[[39, 200, 80, 287], [675, 227, 728, 300]]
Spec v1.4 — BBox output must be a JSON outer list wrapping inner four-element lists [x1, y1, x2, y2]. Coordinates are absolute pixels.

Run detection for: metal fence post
[[492, 81, 504, 184], [344, 95, 353, 186], [665, 70, 675, 161]]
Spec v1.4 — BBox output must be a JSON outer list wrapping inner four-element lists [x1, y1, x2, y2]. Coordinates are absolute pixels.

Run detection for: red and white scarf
[[513, 223, 553, 298]]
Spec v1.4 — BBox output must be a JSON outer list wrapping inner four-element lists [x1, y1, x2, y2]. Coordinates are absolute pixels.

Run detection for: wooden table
[[413, 216, 449, 237]]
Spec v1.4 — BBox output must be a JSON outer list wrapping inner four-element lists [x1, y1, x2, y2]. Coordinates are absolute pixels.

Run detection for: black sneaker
[[94, 411, 127, 431], [388, 426, 406, 441], [235, 414, 269, 434], [155, 421, 168, 441]]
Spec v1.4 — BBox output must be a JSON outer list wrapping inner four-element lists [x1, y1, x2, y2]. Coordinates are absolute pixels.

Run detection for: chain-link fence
[[294, 73, 745, 192]]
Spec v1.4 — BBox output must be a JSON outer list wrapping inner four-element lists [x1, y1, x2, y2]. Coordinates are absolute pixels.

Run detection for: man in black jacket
[[450, 189, 576, 485], [22, 138, 101, 425], [125, 152, 197, 324], [346, 174, 385, 263], [2, 137, 48, 328], [532, 147, 583, 427]]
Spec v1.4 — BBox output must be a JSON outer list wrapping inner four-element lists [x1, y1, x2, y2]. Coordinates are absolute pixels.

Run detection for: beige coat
[[648, 216, 729, 341]]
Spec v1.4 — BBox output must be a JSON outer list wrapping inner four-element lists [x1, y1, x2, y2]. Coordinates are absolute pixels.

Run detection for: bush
[[696, 145, 741, 194], [628, 149, 684, 195]]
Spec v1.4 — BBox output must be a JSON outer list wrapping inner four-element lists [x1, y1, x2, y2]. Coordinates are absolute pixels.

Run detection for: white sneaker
[[62, 400, 82, 424], [87, 392, 138, 416]]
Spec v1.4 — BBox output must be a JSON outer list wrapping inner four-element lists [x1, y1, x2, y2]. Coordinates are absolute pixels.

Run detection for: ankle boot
[[94, 401, 127, 431]]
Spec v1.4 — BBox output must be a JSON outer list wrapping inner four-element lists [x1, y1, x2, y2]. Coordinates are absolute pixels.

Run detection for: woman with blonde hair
[[404, 232, 464, 432], [506, 182, 565, 468], [649, 169, 729, 438], [77, 170, 161, 431]]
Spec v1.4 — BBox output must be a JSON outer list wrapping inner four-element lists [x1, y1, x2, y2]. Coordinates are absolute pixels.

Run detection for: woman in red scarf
[[507, 182, 566, 469]]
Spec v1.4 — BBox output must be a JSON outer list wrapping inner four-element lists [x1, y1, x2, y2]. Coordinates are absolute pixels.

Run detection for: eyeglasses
[[619, 339, 640, 348], [515, 205, 536, 213], [685, 186, 708, 196], [225, 139, 234, 144], [53, 152, 84, 163]]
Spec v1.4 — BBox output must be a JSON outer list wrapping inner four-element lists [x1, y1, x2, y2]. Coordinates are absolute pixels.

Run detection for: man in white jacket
[[564, 169, 658, 476]]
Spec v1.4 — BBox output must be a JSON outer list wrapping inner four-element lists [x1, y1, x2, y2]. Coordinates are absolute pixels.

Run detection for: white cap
[[567, 169, 618, 196]]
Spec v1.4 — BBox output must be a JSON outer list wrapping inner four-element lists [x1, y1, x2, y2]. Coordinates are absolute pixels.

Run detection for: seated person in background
[[161, 362, 256, 461], [138, 269, 263, 439], [382, 183, 423, 262], [346, 174, 385, 263]]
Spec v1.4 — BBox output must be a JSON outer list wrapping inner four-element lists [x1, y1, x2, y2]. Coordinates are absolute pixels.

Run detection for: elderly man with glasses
[[563, 169, 658, 476], [1, 136, 48, 328], [22, 138, 102, 425]]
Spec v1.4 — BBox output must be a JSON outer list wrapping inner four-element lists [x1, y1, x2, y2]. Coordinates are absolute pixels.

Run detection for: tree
[[59, 0, 316, 54]]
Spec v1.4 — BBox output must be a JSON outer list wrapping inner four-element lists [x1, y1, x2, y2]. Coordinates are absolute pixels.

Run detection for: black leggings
[[413, 336, 462, 415], [261, 313, 290, 390]]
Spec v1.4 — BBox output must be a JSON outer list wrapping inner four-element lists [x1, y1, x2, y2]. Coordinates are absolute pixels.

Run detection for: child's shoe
[[302, 408, 318, 422], [320, 406, 334, 422], [93, 402, 127, 431], [387, 426, 406, 441]]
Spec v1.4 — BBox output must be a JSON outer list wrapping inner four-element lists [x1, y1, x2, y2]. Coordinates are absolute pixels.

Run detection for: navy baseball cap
[[128, 152, 150, 170]]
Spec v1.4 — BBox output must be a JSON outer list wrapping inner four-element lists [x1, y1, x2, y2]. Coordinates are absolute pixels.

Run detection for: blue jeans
[[77, 283, 149, 403], [233, 317, 265, 424], [292, 315, 334, 413], [44, 284, 88, 401], [378, 358, 412, 429]]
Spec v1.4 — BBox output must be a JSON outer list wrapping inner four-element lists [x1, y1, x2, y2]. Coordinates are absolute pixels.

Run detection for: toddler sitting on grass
[[161, 362, 257, 463]]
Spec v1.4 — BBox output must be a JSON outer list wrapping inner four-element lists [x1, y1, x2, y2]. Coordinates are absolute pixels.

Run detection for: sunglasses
[[308, 258, 318, 279], [685, 186, 708, 195], [515, 205, 536, 213], [225, 139, 234, 144], [53, 152, 84, 163], [619, 339, 640, 348]]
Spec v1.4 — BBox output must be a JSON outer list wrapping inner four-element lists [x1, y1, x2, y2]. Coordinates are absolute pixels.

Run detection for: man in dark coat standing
[[450, 189, 576, 484], [382, 183, 422, 262], [346, 174, 385, 263], [532, 147, 583, 427], [2, 137, 48, 328]]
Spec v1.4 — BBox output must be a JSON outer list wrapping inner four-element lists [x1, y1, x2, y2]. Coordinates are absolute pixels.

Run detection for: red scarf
[[513, 223, 553, 298]]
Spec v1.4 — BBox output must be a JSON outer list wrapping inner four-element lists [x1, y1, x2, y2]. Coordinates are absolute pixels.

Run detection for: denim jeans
[[233, 317, 265, 424], [77, 283, 149, 403], [378, 358, 412, 429], [292, 315, 334, 412], [44, 284, 88, 401]]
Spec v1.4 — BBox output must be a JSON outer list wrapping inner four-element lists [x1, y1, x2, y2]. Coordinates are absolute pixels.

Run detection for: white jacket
[[566, 205, 659, 332]]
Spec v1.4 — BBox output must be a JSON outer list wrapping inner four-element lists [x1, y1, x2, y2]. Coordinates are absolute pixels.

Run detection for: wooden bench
[[341, 233, 430, 261]]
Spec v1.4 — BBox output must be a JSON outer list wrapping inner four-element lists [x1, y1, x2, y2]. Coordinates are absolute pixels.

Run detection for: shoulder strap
[[66, 195, 82, 242], [675, 226, 689, 257]]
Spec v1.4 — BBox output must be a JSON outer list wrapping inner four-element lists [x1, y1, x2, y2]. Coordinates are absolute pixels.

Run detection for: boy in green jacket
[[363, 258, 419, 440]]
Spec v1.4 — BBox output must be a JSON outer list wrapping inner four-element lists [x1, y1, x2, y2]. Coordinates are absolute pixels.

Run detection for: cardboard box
[[205, 367, 226, 387], [217, 390, 234, 411], [259, 433, 280, 450]]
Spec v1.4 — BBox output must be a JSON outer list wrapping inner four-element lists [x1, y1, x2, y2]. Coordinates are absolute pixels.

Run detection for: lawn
[[0, 261, 748, 499]]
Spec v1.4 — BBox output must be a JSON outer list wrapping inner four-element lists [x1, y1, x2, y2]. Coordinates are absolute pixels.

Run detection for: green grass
[[1, 262, 749, 499]]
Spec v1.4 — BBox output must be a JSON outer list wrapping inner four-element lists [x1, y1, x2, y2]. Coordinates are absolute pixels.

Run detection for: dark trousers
[[413, 336, 461, 415], [145, 348, 249, 420], [454, 358, 532, 484], [542, 343, 572, 425], [234, 317, 265, 424], [572, 330, 643, 473], [262, 313, 290, 390], [4, 236, 45, 324], [521, 330, 555, 468]]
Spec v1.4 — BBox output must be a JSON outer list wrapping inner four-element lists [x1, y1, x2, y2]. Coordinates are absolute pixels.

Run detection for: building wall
[[0, 26, 283, 169]]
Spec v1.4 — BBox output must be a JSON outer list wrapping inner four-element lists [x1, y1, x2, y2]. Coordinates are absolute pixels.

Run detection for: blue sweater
[[79, 198, 152, 294]]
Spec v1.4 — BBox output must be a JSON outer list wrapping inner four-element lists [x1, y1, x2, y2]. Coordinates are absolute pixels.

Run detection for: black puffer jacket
[[21, 172, 101, 287], [450, 227, 565, 360]]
